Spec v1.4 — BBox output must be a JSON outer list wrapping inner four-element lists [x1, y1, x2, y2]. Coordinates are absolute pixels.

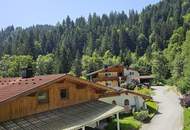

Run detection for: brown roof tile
[[0, 74, 66, 104], [0, 74, 113, 105]]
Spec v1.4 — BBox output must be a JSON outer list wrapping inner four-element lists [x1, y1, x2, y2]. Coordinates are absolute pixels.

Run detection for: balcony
[[92, 76, 127, 82]]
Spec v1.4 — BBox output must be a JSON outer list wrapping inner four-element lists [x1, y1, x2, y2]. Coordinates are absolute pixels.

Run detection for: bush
[[146, 100, 158, 114], [105, 116, 141, 130], [127, 83, 136, 90], [133, 111, 150, 122], [134, 88, 153, 96], [183, 108, 190, 130]]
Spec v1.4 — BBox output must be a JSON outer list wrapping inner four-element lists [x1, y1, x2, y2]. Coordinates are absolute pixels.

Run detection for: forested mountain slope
[[0, 0, 190, 93]]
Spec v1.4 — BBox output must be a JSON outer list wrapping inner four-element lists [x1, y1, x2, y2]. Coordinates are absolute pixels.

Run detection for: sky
[[0, 0, 160, 29]]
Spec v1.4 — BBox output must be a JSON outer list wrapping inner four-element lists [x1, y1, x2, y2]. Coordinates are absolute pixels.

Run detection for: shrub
[[134, 87, 153, 96], [183, 108, 190, 130], [146, 100, 158, 114], [133, 111, 149, 122], [105, 116, 141, 130], [127, 83, 136, 90]]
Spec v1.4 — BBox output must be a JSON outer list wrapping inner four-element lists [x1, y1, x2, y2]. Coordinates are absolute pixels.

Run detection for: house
[[87, 65, 140, 88], [87, 65, 152, 112], [99, 87, 152, 112], [123, 68, 140, 86], [0, 69, 124, 130]]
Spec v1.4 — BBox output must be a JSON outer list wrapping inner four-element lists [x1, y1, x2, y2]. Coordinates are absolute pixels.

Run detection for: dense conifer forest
[[0, 0, 190, 93]]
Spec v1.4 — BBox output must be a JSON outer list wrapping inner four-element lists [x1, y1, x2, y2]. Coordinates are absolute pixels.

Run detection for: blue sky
[[0, 0, 160, 29]]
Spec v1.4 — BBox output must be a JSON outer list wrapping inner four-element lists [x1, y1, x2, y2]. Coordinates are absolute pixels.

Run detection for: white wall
[[124, 69, 140, 84], [99, 93, 145, 111]]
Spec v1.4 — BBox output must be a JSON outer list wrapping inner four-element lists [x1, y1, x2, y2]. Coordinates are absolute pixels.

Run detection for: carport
[[0, 101, 124, 130]]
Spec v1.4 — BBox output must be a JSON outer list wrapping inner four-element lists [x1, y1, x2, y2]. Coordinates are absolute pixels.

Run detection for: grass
[[183, 108, 190, 130], [105, 116, 142, 130], [134, 87, 154, 96]]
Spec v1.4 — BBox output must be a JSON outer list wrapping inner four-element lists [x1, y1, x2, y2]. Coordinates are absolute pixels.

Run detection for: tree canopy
[[1, 0, 190, 93]]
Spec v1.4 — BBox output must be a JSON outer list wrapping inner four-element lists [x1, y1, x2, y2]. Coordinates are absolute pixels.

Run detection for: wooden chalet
[[87, 65, 126, 88], [87, 65, 153, 112], [87, 65, 141, 88], [0, 72, 124, 130]]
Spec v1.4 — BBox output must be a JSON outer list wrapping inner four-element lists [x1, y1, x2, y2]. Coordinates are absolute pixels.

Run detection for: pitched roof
[[86, 64, 124, 76], [0, 74, 112, 105], [0, 101, 124, 130], [104, 86, 152, 100], [139, 75, 154, 79]]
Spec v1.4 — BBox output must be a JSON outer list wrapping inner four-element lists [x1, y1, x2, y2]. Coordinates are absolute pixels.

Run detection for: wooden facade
[[0, 76, 104, 123], [88, 65, 126, 88]]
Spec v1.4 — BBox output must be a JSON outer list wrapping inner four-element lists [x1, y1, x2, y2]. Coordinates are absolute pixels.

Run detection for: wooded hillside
[[0, 0, 190, 93]]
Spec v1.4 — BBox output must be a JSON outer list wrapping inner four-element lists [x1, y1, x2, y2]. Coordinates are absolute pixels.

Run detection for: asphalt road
[[140, 86, 183, 130]]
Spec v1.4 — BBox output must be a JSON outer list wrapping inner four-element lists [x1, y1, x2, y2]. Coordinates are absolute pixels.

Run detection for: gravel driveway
[[141, 86, 183, 130]]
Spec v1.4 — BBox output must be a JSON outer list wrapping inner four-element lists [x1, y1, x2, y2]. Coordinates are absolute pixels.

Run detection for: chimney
[[104, 64, 108, 69], [21, 66, 34, 78]]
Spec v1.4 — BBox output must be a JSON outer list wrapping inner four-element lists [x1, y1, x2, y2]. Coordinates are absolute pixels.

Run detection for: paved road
[[141, 86, 183, 130]]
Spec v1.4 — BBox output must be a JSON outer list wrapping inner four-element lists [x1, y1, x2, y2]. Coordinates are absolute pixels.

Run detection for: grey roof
[[139, 75, 154, 79], [0, 101, 124, 130]]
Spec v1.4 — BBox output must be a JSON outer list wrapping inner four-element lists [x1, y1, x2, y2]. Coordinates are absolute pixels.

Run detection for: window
[[60, 89, 69, 99], [105, 72, 112, 77], [37, 91, 49, 103], [124, 99, 129, 106], [112, 100, 117, 105], [106, 81, 112, 87], [130, 72, 135, 75]]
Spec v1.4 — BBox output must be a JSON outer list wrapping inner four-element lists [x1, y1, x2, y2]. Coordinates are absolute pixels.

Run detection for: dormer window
[[106, 81, 112, 87], [37, 91, 49, 104]]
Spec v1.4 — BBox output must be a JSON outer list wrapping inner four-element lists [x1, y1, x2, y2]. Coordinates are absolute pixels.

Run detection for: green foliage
[[0, 0, 190, 95], [133, 111, 149, 122], [103, 50, 121, 66], [146, 100, 158, 114], [174, 31, 190, 93], [183, 108, 190, 130], [36, 54, 55, 75], [0, 55, 34, 77], [184, 13, 190, 23], [106, 116, 141, 130], [81, 51, 121, 75], [81, 51, 103, 75], [152, 52, 170, 82], [134, 88, 153, 96], [70, 52, 82, 76]]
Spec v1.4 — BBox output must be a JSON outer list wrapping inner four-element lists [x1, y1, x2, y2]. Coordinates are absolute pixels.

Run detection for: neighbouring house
[[123, 68, 140, 86], [87, 65, 152, 113], [0, 69, 124, 130], [87, 64, 154, 89], [87, 65, 126, 88], [87, 65, 140, 88], [99, 87, 152, 113]]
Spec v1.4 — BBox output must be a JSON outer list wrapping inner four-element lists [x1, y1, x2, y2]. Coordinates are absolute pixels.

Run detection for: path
[[140, 86, 183, 130]]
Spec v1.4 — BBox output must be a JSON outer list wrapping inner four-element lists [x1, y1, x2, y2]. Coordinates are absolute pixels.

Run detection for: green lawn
[[105, 116, 142, 130], [183, 108, 190, 130]]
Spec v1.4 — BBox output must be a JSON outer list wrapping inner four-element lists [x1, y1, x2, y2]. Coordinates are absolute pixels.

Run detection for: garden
[[105, 100, 158, 130]]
